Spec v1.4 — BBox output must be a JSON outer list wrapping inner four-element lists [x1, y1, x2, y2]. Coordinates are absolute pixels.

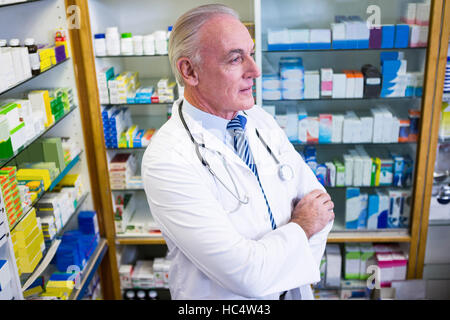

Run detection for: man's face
[[195, 15, 261, 116]]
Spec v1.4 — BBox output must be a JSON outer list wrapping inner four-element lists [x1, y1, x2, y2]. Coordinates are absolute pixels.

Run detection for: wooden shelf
[[327, 230, 411, 243], [116, 235, 165, 245], [115, 231, 411, 245]]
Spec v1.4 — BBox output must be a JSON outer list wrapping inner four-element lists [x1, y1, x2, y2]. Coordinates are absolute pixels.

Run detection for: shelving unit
[[0, 0, 111, 300], [67, 0, 449, 299]]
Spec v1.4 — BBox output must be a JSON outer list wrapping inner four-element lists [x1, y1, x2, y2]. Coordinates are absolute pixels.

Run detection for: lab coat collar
[[172, 98, 258, 172]]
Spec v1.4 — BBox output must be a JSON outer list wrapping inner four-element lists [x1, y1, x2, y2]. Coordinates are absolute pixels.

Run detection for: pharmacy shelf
[[262, 47, 427, 53], [428, 219, 450, 226], [0, 0, 42, 8], [122, 287, 171, 300], [292, 141, 416, 147], [95, 54, 168, 58], [102, 102, 172, 106], [0, 58, 70, 96], [325, 185, 411, 189], [0, 104, 78, 168], [263, 96, 420, 103], [327, 230, 411, 243], [107, 147, 147, 151], [20, 193, 89, 291], [9, 152, 83, 232], [69, 238, 108, 300], [115, 232, 411, 245], [116, 234, 165, 245]]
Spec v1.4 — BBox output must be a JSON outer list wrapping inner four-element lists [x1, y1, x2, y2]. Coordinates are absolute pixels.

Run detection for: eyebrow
[[226, 46, 256, 57]]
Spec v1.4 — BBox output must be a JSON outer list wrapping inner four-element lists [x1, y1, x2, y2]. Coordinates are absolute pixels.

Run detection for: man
[[142, 4, 334, 300]]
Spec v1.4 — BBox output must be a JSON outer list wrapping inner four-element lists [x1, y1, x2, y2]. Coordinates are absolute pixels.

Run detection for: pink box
[[376, 253, 394, 287], [391, 253, 408, 281]]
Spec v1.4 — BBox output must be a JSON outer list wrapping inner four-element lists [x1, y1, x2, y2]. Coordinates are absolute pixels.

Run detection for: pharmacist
[[142, 4, 334, 300]]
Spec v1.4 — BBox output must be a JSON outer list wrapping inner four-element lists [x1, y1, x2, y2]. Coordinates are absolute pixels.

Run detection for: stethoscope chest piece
[[279, 164, 294, 181]]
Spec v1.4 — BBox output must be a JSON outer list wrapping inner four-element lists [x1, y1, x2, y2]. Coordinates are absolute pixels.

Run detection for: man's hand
[[289, 190, 335, 239]]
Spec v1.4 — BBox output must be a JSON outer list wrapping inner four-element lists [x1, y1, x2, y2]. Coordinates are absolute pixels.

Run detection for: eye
[[231, 55, 243, 64]]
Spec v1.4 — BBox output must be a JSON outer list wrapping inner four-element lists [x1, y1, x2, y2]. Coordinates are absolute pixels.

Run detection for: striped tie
[[227, 115, 277, 230]]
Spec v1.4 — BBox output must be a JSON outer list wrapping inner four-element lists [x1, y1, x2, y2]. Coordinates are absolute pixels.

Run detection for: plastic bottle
[[167, 25, 173, 48], [94, 33, 106, 56], [24, 38, 40, 76], [8, 38, 20, 47], [143, 34, 155, 55], [121, 33, 133, 55], [148, 290, 158, 300], [136, 289, 146, 300], [124, 289, 135, 300], [154, 30, 168, 55], [132, 35, 143, 55], [0, 39, 7, 47], [106, 27, 120, 56]]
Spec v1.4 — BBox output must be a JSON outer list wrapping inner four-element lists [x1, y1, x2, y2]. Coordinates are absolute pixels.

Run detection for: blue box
[[394, 24, 410, 48], [267, 43, 291, 51], [381, 25, 395, 48], [367, 194, 379, 229], [356, 39, 369, 49], [382, 60, 406, 75], [345, 188, 361, 229], [308, 42, 331, 50], [332, 40, 349, 49]]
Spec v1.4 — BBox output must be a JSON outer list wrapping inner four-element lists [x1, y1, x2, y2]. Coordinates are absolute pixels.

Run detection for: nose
[[244, 54, 261, 79]]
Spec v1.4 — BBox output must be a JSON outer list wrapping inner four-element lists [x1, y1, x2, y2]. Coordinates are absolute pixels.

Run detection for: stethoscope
[[178, 100, 294, 206]]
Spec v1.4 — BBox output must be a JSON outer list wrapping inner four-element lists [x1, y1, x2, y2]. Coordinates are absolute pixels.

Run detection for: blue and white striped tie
[[227, 115, 277, 230]]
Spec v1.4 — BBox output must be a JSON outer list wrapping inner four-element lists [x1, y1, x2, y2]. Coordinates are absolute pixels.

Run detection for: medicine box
[[376, 192, 389, 229], [344, 244, 361, 280], [345, 187, 360, 229], [297, 110, 308, 143], [325, 244, 341, 288], [318, 114, 332, 143], [358, 193, 368, 229], [359, 243, 375, 280], [306, 117, 319, 143], [320, 68, 333, 97]]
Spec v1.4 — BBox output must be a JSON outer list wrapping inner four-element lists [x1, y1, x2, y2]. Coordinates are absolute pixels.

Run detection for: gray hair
[[168, 4, 240, 86]]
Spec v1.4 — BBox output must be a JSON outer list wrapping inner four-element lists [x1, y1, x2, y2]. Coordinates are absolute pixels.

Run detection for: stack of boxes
[[120, 257, 171, 290], [109, 153, 137, 190], [0, 41, 32, 93], [113, 193, 135, 234], [154, 79, 176, 103], [40, 273, 77, 300], [101, 106, 132, 148], [108, 72, 140, 105], [37, 43, 67, 72], [97, 66, 115, 105], [315, 243, 408, 299], [0, 167, 23, 227], [262, 52, 423, 101], [11, 208, 45, 275], [267, 4, 429, 51], [345, 187, 412, 230], [0, 102, 27, 159], [264, 105, 419, 144]]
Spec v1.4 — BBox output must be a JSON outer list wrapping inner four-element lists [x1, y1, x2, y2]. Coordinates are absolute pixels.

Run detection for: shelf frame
[[414, 0, 450, 279], [66, 0, 122, 300]]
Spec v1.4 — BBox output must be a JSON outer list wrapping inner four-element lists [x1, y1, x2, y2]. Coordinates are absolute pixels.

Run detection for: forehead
[[198, 14, 253, 55]]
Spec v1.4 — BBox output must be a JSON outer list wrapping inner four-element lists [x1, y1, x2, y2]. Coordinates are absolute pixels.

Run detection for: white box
[[331, 114, 344, 143], [360, 116, 374, 143], [306, 117, 319, 143], [371, 108, 384, 143], [403, 3, 417, 24], [343, 154, 354, 186], [286, 106, 298, 141], [416, 3, 430, 26], [352, 118, 362, 143], [320, 68, 333, 97], [331, 23, 346, 41], [345, 72, 355, 98], [325, 162, 336, 187], [119, 264, 133, 289], [309, 29, 331, 43], [409, 24, 421, 47], [304, 71, 320, 99], [297, 109, 308, 143], [351, 153, 363, 187], [354, 73, 364, 98], [332, 73, 346, 98], [288, 29, 309, 44], [390, 117, 400, 142], [325, 245, 342, 288], [380, 109, 393, 143]]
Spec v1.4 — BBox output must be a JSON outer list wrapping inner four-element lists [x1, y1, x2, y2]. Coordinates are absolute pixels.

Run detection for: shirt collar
[[182, 97, 244, 144]]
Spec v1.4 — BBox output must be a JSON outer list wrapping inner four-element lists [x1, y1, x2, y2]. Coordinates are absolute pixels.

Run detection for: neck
[[184, 87, 237, 120]]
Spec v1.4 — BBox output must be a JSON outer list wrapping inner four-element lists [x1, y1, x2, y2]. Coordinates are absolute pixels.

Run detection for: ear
[[177, 57, 199, 86]]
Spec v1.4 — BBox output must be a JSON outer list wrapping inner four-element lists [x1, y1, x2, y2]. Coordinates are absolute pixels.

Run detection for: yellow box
[[14, 231, 44, 258], [13, 225, 41, 248], [17, 250, 43, 274], [17, 169, 52, 190]]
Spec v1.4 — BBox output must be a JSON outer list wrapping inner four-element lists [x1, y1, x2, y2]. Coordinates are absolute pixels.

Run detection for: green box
[[359, 243, 375, 280], [344, 244, 361, 280], [42, 138, 66, 173]]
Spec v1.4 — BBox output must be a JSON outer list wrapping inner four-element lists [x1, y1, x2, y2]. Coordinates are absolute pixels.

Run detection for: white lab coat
[[142, 98, 333, 300]]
